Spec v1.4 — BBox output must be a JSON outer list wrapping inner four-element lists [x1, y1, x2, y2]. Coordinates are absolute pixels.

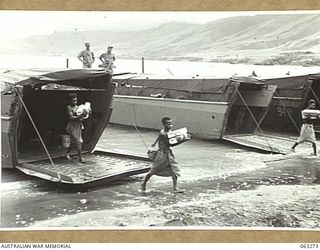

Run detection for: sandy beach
[[29, 184, 320, 228]]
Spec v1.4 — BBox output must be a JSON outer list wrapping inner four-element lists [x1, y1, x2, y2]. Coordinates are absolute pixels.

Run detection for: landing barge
[[1, 69, 150, 186], [262, 74, 320, 133], [111, 74, 277, 138], [111, 74, 281, 153]]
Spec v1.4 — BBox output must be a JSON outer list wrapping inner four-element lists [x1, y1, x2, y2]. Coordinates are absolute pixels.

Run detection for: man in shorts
[[291, 99, 320, 156], [99, 45, 115, 73], [78, 42, 95, 68]]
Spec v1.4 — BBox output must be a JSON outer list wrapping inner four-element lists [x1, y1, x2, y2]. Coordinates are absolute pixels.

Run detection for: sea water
[[1, 53, 320, 78]]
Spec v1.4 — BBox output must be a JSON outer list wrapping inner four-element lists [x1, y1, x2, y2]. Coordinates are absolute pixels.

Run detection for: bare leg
[[65, 146, 72, 160], [141, 173, 153, 191], [172, 174, 184, 193], [66, 134, 75, 160], [77, 142, 84, 163], [172, 174, 178, 191], [291, 142, 299, 152], [312, 143, 317, 156]]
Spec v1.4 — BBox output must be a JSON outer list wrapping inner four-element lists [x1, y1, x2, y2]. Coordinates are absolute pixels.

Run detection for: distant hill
[[1, 14, 320, 66]]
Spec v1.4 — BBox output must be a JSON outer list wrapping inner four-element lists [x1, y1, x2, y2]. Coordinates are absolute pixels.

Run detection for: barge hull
[[111, 95, 229, 139]]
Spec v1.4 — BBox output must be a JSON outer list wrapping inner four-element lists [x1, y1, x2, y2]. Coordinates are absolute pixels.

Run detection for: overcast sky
[[0, 10, 318, 41]]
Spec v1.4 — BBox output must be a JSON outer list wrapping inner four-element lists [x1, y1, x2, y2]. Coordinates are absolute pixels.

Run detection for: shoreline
[[1, 52, 320, 68], [28, 155, 320, 228], [28, 182, 320, 229]]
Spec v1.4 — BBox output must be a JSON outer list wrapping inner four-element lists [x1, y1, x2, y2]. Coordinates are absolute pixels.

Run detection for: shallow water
[[1, 125, 320, 228]]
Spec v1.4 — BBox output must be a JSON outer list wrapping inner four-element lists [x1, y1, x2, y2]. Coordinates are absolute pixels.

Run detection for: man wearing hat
[[78, 42, 95, 68], [291, 99, 320, 155], [99, 45, 116, 73]]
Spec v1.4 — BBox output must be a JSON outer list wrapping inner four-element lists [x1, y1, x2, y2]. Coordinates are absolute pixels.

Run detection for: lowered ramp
[[223, 133, 313, 155], [16, 150, 151, 188]]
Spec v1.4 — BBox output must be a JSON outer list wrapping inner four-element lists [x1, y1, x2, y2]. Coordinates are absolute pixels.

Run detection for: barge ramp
[[16, 150, 151, 188]]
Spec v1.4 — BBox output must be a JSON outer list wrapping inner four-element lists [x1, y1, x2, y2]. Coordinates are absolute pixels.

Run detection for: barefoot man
[[291, 99, 320, 156], [141, 117, 190, 193], [65, 93, 89, 163]]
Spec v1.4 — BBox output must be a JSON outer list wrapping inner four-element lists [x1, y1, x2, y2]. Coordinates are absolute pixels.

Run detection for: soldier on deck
[[78, 42, 95, 69], [99, 45, 115, 73]]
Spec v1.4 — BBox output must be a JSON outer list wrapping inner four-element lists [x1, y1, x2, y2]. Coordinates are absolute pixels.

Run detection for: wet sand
[[2, 125, 320, 228]]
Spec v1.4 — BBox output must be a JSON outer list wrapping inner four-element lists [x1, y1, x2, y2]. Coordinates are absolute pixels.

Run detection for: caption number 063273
[[300, 244, 319, 249]]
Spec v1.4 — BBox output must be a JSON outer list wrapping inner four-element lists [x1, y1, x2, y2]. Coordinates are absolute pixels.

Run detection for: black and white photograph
[[1, 10, 320, 230]]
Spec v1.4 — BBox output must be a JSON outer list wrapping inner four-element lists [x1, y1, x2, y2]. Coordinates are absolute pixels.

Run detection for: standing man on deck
[[65, 93, 89, 163], [291, 99, 320, 156], [78, 42, 95, 68], [99, 45, 115, 73]]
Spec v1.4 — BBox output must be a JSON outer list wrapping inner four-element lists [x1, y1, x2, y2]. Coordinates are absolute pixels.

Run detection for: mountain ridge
[[1, 14, 320, 66]]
